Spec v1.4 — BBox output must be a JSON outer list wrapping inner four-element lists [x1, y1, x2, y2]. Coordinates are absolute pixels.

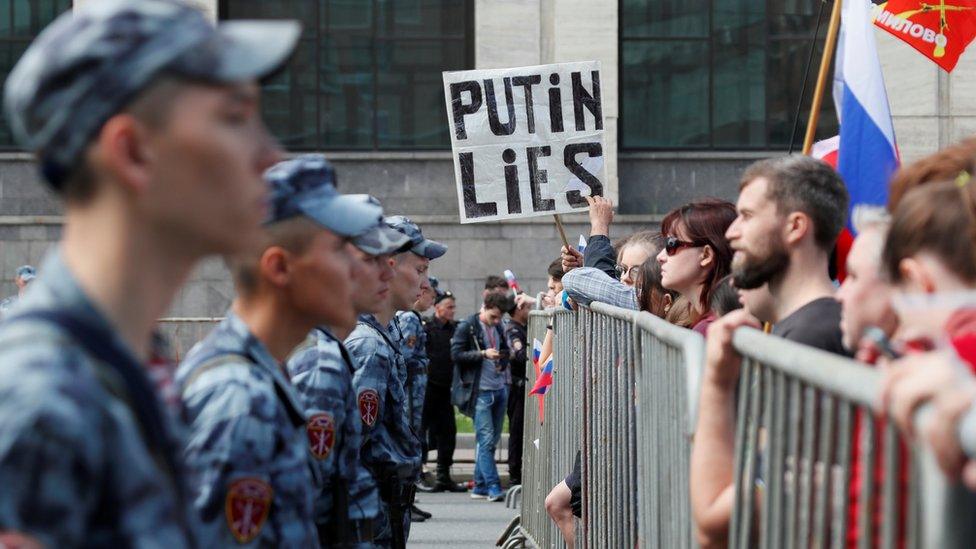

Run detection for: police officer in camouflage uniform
[[397, 280, 437, 520], [0, 265, 35, 318], [346, 216, 447, 548], [177, 155, 378, 546], [0, 1, 296, 544], [286, 184, 413, 545]]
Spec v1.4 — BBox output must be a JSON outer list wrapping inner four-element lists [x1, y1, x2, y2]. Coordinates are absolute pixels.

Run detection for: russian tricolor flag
[[833, 0, 900, 229], [530, 355, 554, 396], [529, 348, 554, 423]]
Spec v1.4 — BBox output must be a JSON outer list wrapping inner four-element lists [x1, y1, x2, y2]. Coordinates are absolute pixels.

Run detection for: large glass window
[[620, 0, 839, 150], [221, 0, 473, 150], [0, 0, 72, 148]]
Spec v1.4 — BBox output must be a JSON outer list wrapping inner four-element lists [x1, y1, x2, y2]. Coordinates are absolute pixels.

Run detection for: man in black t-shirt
[[691, 155, 852, 547], [726, 155, 851, 355], [770, 297, 847, 356]]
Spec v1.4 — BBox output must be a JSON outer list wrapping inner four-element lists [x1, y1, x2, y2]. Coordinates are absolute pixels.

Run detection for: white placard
[[443, 61, 607, 224]]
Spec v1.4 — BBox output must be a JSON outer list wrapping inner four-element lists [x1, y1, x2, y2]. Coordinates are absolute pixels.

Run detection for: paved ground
[[409, 491, 518, 548]]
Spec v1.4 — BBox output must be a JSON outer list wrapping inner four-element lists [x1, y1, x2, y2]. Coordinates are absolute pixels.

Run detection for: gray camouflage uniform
[[177, 312, 318, 547], [0, 0, 299, 543], [347, 314, 421, 545], [395, 310, 429, 434], [286, 327, 382, 547], [0, 252, 194, 547]]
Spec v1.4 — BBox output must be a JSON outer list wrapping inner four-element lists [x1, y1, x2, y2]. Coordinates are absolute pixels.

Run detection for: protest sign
[[443, 61, 606, 224]]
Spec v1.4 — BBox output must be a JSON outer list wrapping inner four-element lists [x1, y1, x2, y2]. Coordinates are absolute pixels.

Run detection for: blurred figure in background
[[505, 295, 532, 487], [0, 265, 35, 317], [422, 290, 467, 492]]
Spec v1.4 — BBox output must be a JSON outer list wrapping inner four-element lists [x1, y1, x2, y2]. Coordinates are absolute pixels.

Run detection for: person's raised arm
[[582, 196, 619, 280], [690, 310, 760, 548]]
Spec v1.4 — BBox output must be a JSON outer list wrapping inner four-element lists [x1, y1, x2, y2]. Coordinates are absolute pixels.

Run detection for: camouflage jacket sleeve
[[344, 328, 391, 437], [286, 335, 368, 522], [181, 359, 302, 546], [396, 312, 429, 374], [0, 366, 101, 546], [0, 343, 188, 548]]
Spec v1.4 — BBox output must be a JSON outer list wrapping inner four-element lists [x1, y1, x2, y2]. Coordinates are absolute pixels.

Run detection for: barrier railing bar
[[857, 414, 876, 549], [881, 421, 899, 549], [759, 366, 775, 549], [812, 392, 835, 547], [797, 385, 816, 547], [831, 400, 854, 548], [733, 328, 879, 407]]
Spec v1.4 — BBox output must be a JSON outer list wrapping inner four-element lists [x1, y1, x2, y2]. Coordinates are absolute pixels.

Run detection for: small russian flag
[[532, 338, 543, 369], [503, 269, 521, 293], [578, 235, 587, 253], [529, 355, 554, 396], [530, 353, 554, 423]]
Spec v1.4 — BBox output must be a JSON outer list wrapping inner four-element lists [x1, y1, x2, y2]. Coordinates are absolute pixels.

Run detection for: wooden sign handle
[[553, 214, 571, 251]]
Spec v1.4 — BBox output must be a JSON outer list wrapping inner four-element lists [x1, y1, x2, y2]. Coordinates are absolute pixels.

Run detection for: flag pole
[[553, 214, 571, 251], [802, 0, 843, 155], [788, 0, 830, 154]]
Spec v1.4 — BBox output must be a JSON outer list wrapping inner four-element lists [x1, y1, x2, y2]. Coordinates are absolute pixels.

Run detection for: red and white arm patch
[[307, 412, 336, 460], [358, 389, 380, 427], [225, 477, 273, 544]]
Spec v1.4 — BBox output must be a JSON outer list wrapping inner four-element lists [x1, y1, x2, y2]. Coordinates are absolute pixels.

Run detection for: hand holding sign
[[586, 195, 614, 236], [561, 245, 583, 273], [443, 61, 607, 224]]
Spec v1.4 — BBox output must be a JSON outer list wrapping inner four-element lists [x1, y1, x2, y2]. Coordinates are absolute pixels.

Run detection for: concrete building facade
[[1, 0, 974, 321]]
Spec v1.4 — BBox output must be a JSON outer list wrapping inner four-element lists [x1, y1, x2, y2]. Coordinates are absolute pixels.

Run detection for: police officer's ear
[[91, 113, 154, 196], [258, 245, 293, 288]]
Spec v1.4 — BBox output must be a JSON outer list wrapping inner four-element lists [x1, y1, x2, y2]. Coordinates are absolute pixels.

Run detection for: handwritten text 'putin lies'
[[448, 70, 604, 219]]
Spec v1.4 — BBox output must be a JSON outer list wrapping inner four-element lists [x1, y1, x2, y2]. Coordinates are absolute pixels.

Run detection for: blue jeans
[[473, 387, 509, 492]]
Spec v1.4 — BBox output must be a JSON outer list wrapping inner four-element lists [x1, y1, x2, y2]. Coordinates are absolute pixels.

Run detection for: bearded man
[[690, 155, 852, 548]]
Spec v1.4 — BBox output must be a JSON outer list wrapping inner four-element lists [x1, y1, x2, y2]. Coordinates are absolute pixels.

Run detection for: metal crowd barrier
[[518, 308, 581, 549], [729, 327, 976, 549], [507, 303, 976, 549], [512, 303, 705, 549]]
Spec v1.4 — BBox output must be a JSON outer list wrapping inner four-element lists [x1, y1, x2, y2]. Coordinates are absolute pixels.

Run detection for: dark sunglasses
[[664, 236, 705, 256]]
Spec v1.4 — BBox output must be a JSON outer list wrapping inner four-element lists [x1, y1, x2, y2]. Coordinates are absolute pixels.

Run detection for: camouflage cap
[[15, 265, 35, 282], [347, 196, 412, 256], [385, 215, 448, 259], [265, 155, 380, 237], [3, 0, 300, 189]]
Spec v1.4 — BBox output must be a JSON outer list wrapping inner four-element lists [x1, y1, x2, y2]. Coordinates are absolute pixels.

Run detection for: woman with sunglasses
[[656, 198, 737, 336]]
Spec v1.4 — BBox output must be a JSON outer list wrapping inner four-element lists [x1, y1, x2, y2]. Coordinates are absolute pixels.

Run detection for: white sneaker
[[470, 490, 488, 499]]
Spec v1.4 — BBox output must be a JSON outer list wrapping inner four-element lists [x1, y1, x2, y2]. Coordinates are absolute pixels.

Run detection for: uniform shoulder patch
[[225, 477, 273, 543], [406, 335, 418, 348], [358, 389, 380, 427], [307, 412, 336, 460]]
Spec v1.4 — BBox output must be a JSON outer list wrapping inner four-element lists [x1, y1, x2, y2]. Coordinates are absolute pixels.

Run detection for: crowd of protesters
[[520, 140, 976, 548]]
